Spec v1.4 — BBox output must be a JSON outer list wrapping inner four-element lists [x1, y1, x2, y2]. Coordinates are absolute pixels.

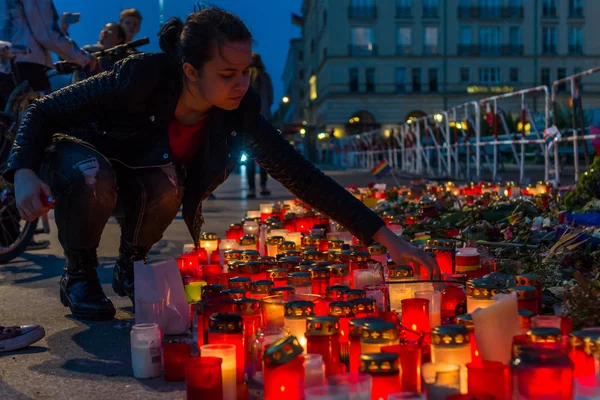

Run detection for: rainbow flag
[[544, 125, 560, 149], [370, 159, 392, 179], [507, 212, 522, 225]]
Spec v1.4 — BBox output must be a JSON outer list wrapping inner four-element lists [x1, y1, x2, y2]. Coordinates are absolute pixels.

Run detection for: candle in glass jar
[[261, 295, 287, 327], [266, 236, 285, 257], [365, 284, 389, 313], [201, 343, 237, 400], [515, 273, 542, 314], [455, 314, 481, 365], [348, 317, 384, 373], [415, 290, 442, 328], [352, 297, 377, 318], [360, 320, 399, 354], [306, 316, 343, 377], [310, 265, 331, 296], [263, 335, 305, 400], [466, 278, 497, 314], [284, 300, 315, 351], [285, 232, 303, 248], [466, 360, 507, 399], [199, 232, 219, 259], [327, 264, 350, 287], [431, 325, 472, 393], [303, 354, 326, 390], [368, 243, 388, 273], [401, 298, 430, 342], [250, 279, 274, 301], [421, 362, 461, 400], [455, 248, 481, 278], [568, 330, 600, 378], [353, 268, 384, 290], [247, 210, 261, 219], [164, 341, 191, 382], [185, 356, 223, 399], [287, 271, 312, 295], [381, 344, 422, 393], [508, 286, 538, 315], [358, 353, 401, 400], [239, 234, 258, 251], [328, 301, 356, 343], [207, 313, 245, 385]]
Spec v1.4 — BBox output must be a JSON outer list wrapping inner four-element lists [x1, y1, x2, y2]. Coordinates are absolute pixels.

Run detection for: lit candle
[[243, 220, 260, 236], [401, 298, 430, 342], [507, 286, 538, 315], [365, 284, 389, 313], [328, 301, 356, 344], [456, 314, 482, 366], [415, 290, 442, 328], [225, 223, 244, 241], [185, 357, 223, 399], [207, 313, 245, 385], [201, 343, 237, 400], [261, 295, 286, 327], [455, 248, 481, 279], [466, 361, 508, 399], [515, 273, 542, 314], [239, 234, 258, 251], [306, 316, 344, 376], [287, 272, 313, 295], [327, 264, 350, 287], [199, 232, 219, 259], [284, 300, 315, 352], [263, 335, 305, 400], [421, 362, 461, 399], [250, 279, 274, 301], [568, 330, 600, 378], [310, 265, 331, 296], [431, 325, 472, 394], [358, 353, 402, 400], [285, 232, 303, 248], [247, 210, 261, 219], [267, 236, 285, 257], [381, 344, 422, 393], [472, 292, 520, 364], [466, 278, 497, 314], [359, 320, 399, 354], [352, 297, 377, 318], [348, 317, 384, 373]]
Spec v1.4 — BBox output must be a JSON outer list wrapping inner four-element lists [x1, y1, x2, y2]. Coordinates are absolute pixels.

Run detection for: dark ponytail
[[158, 17, 184, 57], [158, 7, 252, 70]]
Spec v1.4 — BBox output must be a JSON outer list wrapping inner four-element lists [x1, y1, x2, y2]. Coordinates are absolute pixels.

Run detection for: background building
[[282, 0, 600, 140]]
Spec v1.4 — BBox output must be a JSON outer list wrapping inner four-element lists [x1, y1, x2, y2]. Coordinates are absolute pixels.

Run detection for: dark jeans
[[246, 161, 267, 191], [40, 141, 185, 260], [0, 62, 51, 109]]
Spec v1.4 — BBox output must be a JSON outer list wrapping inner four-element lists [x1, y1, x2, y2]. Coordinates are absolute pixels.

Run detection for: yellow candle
[[201, 344, 237, 400]]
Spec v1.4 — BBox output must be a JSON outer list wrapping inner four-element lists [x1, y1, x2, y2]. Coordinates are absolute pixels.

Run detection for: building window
[[569, 0, 584, 18], [428, 68, 438, 92], [508, 0, 523, 17], [366, 68, 376, 93], [349, 68, 359, 93], [460, 67, 470, 83], [298, 50, 304, 62], [349, 0, 377, 18], [569, 27, 583, 54], [508, 26, 522, 55], [350, 27, 375, 55], [412, 68, 422, 92], [509, 67, 520, 82], [299, 69, 304, 80], [323, 10, 328, 26], [542, 27, 558, 54], [396, 67, 407, 93], [479, 67, 501, 84], [423, 0, 439, 18], [479, 26, 501, 55], [541, 67, 551, 87], [458, 26, 472, 55], [480, 0, 501, 18], [542, 0, 558, 17], [397, 27, 412, 54], [424, 26, 439, 54], [557, 67, 567, 92], [309, 74, 317, 100], [396, 0, 412, 18]]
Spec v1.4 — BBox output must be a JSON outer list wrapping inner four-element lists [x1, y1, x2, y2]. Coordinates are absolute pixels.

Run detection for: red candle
[[328, 301, 356, 343], [348, 317, 384, 373], [352, 298, 377, 318], [263, 336, 305, 400], [381, 343, 422, 393], [249, 279, 274, 300], [456, 314, 482, 364], [196, 247, 208, 265], [328, 264, 350, 287], [228, 276, 252, 293], [177, 255, 196, 277], [207, 313, 245, 384], [434, 248, 454, 275], [343, 289, 366, 302], [310, 265, 330, 296], [441, 283, 467, 324], [401, 298, 430, 342], [359, 353, 401, 400], [185, 356, 223, 399], [515, 273, 542, 315], [164, 341, 191, 382], [225, 223, 244, 240], [306, 316, 343, 377], [202, 264, 223, 285], [283, 215, 297, 232], [466, 360, 508, 399], [235, 298, 262, 372], [237, 261, 266, 282], [267, 268, 289, 287], [209, 250, 220, 265], [511, 345, 574, 399], [568, 330, 600, 378]]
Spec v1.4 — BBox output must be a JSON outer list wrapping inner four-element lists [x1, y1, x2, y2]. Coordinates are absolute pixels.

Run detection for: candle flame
[[341, 330, 345, 336], [280, 386, 285, 392], [411, 324, 417, 331], [475, 350, 479, 357]]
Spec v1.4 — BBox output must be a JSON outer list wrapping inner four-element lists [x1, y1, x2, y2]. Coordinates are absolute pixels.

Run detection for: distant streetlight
[[282, 96, 290, 104]]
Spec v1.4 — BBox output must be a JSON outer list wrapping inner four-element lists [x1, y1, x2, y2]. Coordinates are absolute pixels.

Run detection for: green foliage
[[564, 156, 600, 211], [563, 271, 600, 330]]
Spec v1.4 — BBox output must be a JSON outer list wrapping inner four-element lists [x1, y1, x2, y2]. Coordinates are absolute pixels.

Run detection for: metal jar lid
[[431, 325, 470, 346], [568, 330, 600, 355], [389, 265, 414, 279], [343, 289, 366, 301], [527, 327, 562, 343], [234, 298, 260, 315], [269, 286, 295, 296], [287, 271, 312, 286], [224, 250, 243, 261], [327, 264, 349, 277], [328, 301, 357, 318], [352, 297, 376, 314], [305, 316, 340, 336], [267, 268, 289, 280], [508, 286, 537, 300], [368, 244, 387, 256], [228, 276, 252, 291], [284, 300, 316, 319], [359, 352, 400, 375], [208, 313, 243, 333], [277, 241, 296, 251], [360, 321, 398, 343], [263, 335, 303, 365], [266, 236, 285, 245], [242, 250, 261, 261], [250, 279, 274, 294]]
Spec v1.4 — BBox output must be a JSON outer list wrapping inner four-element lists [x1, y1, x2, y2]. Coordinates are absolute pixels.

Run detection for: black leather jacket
[[5, 52, 385, 244]]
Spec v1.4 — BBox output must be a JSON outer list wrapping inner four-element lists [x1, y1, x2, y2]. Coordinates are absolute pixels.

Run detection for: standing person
[[7, 7, 439, 321], [246, 52, 273, 198], [119, 8, 142, 44], [0, 0, 96, 106], [72, 22, 126, 83]]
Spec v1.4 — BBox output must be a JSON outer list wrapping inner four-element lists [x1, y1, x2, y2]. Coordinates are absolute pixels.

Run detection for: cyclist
[[7, 7, 439, 321], [0, 0, 96, 106]]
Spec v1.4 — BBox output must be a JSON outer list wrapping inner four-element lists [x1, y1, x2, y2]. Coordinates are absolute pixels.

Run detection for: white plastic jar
[[130, 323, 162, 379]]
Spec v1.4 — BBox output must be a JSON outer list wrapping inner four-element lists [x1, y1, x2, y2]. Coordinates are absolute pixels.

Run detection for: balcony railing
[[457, 44, 523, 56], [348, 6, 377, 19], [458, 6, 523, 19], [569, 44, 583, 55], [396, 6, 411, 18], [542, 44, 558, 55], [457, 44, 477, 56], [569, 7, 584, 18], [348, 44, 377, 56], [542, 6, 558, 18], [423, 44, 440, 55], [503, 44, 524, 56], [479, 45, 501, 56], [396, 44, 412, 55], [422, 7, 438, 18]]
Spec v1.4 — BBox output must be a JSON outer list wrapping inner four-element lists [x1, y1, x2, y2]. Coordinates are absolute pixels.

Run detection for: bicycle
[[0, 37, 149, 263]]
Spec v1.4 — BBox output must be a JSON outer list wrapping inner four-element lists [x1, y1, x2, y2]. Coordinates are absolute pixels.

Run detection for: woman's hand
[[14, 169, 52, 221], [373, 226, 441, 280]]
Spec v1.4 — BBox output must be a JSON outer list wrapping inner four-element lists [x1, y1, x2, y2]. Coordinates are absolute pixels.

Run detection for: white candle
[[283, 200, 296, 207], [260, 203, 274, 214], [219, 240, 238, 271], [472, 292, 520, 364], [285, 317, 308, 353], [201, 344, 237, 400], [303, 354, 326, 389], [243, 220, 259, 235], [415, 290, 442, 328], [422, 362, 461, 400], [247, 210, 261, 219], [130, 323, 162, 379], [269, 229, 289, 238], [285, 232, 303, 248]]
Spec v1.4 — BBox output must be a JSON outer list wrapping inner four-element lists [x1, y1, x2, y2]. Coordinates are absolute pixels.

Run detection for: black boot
[[112, 240, 149, 304], [59, 250, 116, 321]]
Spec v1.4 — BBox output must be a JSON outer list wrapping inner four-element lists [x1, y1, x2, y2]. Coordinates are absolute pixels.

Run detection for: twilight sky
[[54, 0, 303, 110]]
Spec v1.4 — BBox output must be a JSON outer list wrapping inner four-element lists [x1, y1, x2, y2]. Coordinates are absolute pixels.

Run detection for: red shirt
[[168, 117, 208, 165]]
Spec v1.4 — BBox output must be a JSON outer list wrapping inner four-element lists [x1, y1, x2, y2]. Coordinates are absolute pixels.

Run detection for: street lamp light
[[282, 96, 290, 104]]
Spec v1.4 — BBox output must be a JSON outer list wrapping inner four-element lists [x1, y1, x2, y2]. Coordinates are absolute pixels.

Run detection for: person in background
[[246, 52, 273, 198], [119, 8, 142, 44], [72, 22, 126, 83]]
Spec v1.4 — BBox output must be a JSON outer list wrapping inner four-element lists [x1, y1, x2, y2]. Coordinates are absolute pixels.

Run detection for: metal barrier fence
[[334, 69, 600, 185]]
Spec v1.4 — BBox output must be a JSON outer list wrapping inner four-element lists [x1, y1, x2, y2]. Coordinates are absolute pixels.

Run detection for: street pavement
[[0, 165, 423, 400]]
